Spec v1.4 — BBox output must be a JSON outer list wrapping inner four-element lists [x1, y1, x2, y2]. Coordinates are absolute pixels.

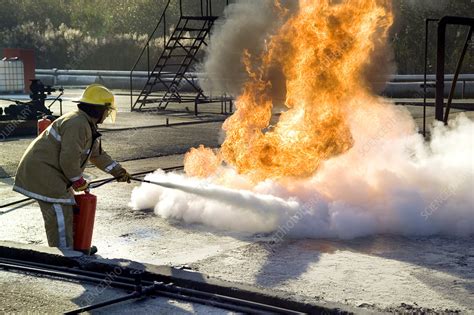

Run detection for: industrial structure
[[130, 0, 232, 112]]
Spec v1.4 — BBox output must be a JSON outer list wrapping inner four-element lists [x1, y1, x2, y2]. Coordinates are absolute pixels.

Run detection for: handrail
[[130, 0, 230, 111], [435, 16, 474, 122], [423, 18, 438, 137], [130, 0, 172, 110], [444, 25, 472, 123]]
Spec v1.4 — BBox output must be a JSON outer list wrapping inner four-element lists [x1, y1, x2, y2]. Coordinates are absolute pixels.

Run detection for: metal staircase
[[130, 0, 230, 112]]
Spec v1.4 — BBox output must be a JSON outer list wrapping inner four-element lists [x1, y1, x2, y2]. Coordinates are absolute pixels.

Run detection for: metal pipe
[[423, 20, 428, 136], [163, 12, 167, 44], [423, 18, 438, 137], [37, 69, 177, 77], [130, 72, 133, 111], [436, 19, 446, 121], [98, 117, 226, 133], [47, 90, 64, 111], [0, 260, 143, 314], [65, 291, 142, 314], [151, 289, 271, 314], [0, 258, 304, 314], [435, 16, 474, 122], [153, 282, 300, 314], [444, 26, 473, 124], [68, 280, 273, 314], [36, 69, 474, 82], [146, 44, 150, 77], [0, 260, 125, 288], [391, 73, 474, 82], [0, 257, 138, 285]]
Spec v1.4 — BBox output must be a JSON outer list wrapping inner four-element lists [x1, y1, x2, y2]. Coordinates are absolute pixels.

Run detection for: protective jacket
[[14, 109, 124, 204]]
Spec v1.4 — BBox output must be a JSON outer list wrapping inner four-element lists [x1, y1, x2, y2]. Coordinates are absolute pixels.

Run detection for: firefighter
[[13, 84, 131, 255]]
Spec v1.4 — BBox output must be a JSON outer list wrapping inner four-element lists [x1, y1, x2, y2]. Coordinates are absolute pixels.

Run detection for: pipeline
[[0, 257, 305, 314], [0, 165, 184, 209], [34, 68, 474, 98]]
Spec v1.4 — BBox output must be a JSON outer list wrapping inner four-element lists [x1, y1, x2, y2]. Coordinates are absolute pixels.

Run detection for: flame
[[184, 145, 221, 178], [185, 0, 393, 182]]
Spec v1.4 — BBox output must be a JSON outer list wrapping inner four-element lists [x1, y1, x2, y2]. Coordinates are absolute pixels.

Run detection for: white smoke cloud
[[130, 103, 474, 239], [198, 0, 298, 97]]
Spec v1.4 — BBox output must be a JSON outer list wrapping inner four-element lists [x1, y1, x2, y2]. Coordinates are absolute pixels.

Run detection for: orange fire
[[184, 145, 221, 178], [185, 0, 393, 182]]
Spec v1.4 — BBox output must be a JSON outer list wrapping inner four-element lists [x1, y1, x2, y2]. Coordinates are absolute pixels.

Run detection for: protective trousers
[[37, 201, 74, 248]]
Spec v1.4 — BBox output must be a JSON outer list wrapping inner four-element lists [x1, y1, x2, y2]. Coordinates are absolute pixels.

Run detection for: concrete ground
[[0, 89, 473, 313]]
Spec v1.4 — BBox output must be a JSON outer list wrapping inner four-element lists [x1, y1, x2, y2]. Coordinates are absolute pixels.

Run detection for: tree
[[0, 0, 471, 71]]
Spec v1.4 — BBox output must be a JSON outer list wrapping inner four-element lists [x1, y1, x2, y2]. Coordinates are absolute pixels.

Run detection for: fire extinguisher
[[37, 115, 53, 135], [73, 191, 97, 254]]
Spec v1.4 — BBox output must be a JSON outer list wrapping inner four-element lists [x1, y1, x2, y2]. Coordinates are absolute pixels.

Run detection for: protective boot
[[80, 245, 98, 256]]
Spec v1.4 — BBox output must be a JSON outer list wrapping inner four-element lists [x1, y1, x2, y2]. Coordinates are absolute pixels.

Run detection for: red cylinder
[[73, 192, 97, 252], [37, 117, 52, 135]]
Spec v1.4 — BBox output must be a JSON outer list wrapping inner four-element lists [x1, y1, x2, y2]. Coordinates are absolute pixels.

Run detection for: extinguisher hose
[[130, 177, 178, 190], [0, 166, 183, 209], [129, 177, 194, 193], [88, 178, 116, 189]]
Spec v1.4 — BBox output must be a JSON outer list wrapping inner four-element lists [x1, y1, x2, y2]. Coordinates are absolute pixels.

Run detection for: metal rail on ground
[[0, 257, 306, 314]]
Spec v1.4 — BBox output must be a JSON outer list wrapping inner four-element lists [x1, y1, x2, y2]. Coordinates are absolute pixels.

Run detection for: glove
[[72, 177, 89, 192], [113, 168, 132, 183]]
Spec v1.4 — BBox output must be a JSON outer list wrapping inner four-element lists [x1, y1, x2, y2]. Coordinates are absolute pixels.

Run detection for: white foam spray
[[131, 170, 299, 233], [130, 105, 474, 239]]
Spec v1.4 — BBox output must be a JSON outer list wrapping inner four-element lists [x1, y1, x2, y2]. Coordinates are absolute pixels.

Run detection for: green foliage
[[0, 0, 472, 73], [0, 0, 177, 69], [0, 20, 163, 69]]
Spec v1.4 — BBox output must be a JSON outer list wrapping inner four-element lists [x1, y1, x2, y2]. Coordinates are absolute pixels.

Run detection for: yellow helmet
[[76, 84, 117, 123]]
